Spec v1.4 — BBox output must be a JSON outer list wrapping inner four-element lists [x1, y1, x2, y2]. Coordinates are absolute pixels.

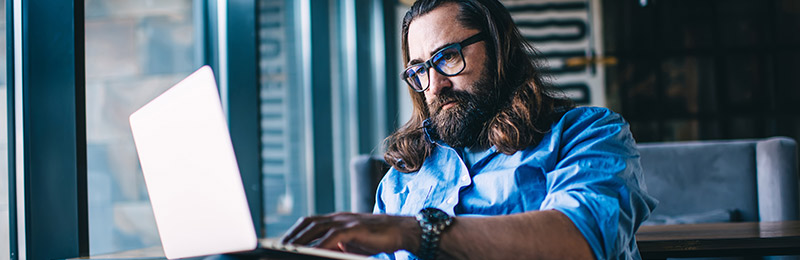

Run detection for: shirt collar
[[422, 118, 437, 144]]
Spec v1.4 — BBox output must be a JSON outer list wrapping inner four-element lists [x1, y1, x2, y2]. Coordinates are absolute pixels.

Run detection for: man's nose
[[426, 69, 452, 96]]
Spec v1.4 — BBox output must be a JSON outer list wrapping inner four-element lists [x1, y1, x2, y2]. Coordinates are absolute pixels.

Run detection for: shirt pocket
[[401, 184, 438, 215], [384, 181, 443, 216], [456, 168, 523, 214], [514, 165, 548, 211]]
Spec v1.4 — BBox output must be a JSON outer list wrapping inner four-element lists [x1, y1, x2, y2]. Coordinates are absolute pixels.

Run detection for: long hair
[[385, 0, 573, 173]]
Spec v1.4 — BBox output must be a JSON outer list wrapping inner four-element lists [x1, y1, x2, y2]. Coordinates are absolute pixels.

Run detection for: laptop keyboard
[[258, 238, 372, 260]]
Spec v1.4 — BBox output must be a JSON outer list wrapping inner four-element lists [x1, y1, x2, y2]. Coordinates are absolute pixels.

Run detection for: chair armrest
[[757, 137, 799, 221]]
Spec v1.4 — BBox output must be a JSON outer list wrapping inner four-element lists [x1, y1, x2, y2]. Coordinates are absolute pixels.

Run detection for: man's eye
[[442, 53, 455, 61]]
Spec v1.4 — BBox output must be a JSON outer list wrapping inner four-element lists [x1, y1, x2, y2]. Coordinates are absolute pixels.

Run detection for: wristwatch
[[416, 207, 454, 260]]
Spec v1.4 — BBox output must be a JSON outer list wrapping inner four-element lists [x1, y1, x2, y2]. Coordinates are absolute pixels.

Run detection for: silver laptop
[[129, 66, 369, 260]]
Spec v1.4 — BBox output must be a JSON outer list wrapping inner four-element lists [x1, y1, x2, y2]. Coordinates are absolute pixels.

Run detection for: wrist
[[403, 216, 422, 254], [415, 207, 454, 260]]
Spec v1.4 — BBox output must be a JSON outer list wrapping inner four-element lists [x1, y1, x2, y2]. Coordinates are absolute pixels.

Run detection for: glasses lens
[[433, 47, 464, 76], [404, 64, 428, 91]]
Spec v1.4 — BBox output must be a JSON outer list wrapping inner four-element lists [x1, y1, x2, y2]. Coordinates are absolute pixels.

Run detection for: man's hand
[[281, 212, 421, 255]]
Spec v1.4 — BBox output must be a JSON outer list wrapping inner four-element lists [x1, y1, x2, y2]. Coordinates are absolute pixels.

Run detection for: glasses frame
[[402, 32, 486, 92]]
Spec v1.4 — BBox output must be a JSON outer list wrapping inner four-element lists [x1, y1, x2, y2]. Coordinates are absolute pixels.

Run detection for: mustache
[[428, 90, 475, 113]]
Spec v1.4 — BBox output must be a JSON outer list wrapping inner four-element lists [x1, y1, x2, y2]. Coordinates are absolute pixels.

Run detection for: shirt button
[[447, 196, 456, 204], [460, 175, 470, 183]]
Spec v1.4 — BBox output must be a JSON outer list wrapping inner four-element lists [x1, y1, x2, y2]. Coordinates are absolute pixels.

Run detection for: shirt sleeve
[[539, 107, 657, 260]]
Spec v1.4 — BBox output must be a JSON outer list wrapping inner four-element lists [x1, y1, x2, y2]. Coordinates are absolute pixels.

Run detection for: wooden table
[[636, 221, 800, 259], [73, 221, 800, 259]]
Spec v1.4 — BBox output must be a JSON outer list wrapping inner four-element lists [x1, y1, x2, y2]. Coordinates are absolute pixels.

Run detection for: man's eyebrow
[[407, 41, 458, 66]]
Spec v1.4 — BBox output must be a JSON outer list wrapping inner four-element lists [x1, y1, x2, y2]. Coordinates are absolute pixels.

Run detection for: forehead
[[407, 3, 479, 62]]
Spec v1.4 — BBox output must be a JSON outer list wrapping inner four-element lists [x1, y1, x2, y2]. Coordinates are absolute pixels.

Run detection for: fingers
[[338, 241, 376, 256], [282, 217, 335, 245], [281, 216, 315, 244], [315, 227, 357, 251], [281, 212, 407, 256], [282, 213, 356, 245], [313, 226, 379, 255], [314, 217, 394, 255], [318, 231, 381, 255]]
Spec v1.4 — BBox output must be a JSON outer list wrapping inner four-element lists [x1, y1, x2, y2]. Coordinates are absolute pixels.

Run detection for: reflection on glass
[[664, 119, 699, 141], [660, 56, 716, 116], [0, 0, 9, 257], [621, 60, 657, 118], [85, 0, 199, 254], [258, 0, 310, 237]]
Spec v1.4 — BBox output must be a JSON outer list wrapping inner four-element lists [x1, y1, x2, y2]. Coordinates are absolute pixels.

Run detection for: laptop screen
[[129, 66, 258, 259]]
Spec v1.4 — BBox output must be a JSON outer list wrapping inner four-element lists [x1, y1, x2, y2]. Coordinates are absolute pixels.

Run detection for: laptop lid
[[129, 66, 257, 259]]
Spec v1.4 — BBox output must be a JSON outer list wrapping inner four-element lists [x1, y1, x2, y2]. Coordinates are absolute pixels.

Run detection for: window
[[257, 0, 399, 235], [7, 0, 397, 257], [85, 0, 203, 254], [258, 0, 311, 237]]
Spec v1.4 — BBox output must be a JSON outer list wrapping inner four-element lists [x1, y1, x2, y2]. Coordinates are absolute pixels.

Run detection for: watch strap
[[416, 207, 454, 260]]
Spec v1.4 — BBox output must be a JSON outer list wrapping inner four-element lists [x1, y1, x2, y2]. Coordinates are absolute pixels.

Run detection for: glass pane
[[660, 56, 716, 116], [0, 0, 9, 257], [620, 59, 658, 118], [85, 0, 200, 254], [258, 0, 310, 237]]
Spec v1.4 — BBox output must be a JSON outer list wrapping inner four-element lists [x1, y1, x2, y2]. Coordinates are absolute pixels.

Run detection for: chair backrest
[[639, 137, 799, 224], [350, 155, 391, 213], [350, 137, 800, 224]]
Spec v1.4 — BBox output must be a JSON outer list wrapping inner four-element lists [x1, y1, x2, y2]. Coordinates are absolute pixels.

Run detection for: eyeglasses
[[401, 32, 486, 92]]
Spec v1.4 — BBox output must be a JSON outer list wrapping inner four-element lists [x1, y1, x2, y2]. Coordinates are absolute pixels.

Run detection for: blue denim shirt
[[373, 107, 657, 260]]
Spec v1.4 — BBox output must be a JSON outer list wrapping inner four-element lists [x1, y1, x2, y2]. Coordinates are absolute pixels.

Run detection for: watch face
[[421, 207, 452, 222]]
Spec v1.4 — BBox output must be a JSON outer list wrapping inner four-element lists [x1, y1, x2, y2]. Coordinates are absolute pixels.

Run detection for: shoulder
[[548, 107, 635, 152], [560, 106, 623, 125], [554, 107, 626, 135]]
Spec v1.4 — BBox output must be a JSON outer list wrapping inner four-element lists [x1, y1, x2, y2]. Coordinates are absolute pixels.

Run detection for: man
[[282, 0, 657, 259]]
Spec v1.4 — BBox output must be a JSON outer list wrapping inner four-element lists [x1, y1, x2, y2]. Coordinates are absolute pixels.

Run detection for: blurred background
[[0, 0, 798, 256]]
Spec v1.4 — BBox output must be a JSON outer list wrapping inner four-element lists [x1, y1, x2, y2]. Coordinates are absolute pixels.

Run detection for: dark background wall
[[603, 0, 800, 143]]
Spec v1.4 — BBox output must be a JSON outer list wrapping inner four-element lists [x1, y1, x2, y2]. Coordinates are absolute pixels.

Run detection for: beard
[[427, 73, 499, 148]]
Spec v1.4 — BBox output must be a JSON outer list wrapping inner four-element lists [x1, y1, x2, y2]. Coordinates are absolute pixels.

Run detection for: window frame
[[12, 0, 89, 259], [6, 0, 16, 258], [224, 0, 263, 237], [5, 0, 262, 257]]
